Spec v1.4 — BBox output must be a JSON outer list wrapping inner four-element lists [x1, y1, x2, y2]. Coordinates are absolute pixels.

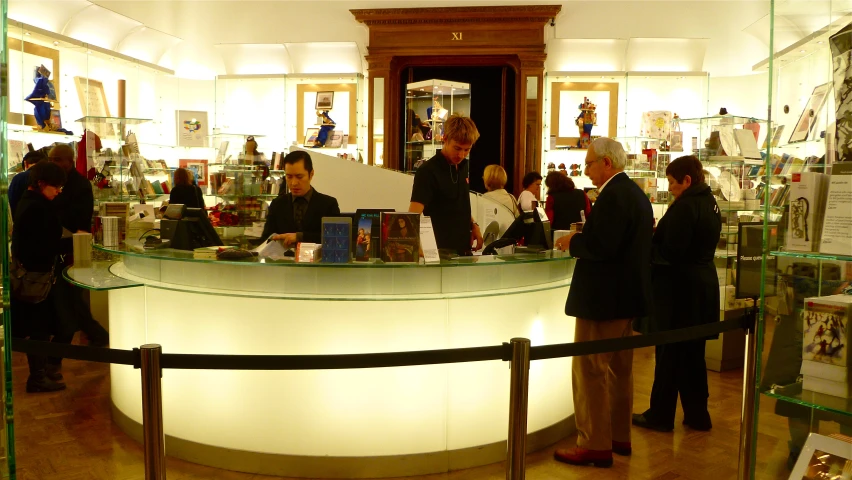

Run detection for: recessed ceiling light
[[817, 41, 824, 44], [87, 50, 92, 54], [53, 41, 59, 46], [800, 49, 806, 53], [600, 76, 605, 79], [140, 27, 147, 32], [24, 32, 30, 36]]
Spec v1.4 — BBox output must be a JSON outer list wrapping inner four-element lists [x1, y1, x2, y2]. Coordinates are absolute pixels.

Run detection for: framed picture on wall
[[176, 110, 209, 147], [789, 82, 831, 143], [50, 109, 62, 129], [304, 127, 319, 146], [179, 159, 209, 187], [315, 91, 334, 110]]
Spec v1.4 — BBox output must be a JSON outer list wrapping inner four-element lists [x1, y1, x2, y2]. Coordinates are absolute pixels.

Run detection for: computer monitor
[[496, 209, 552, 251], [160, 207, 223, 251]]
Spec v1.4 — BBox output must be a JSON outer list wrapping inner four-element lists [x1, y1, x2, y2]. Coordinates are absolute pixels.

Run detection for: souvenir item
[[576, 97, 597, 148], [641, 111, 672, 140]]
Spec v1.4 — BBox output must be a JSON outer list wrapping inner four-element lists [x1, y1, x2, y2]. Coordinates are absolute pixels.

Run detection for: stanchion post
[[506, 338, 531, 480], [738, 303, 759, 479], [140, 344, 166, 480]]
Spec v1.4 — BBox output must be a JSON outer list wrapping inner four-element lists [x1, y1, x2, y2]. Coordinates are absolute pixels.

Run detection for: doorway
[[400, 65, 517, 194]]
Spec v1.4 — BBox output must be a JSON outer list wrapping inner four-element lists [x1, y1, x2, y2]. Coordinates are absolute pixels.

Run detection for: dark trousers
[[11, 290, 60, 377], [48, 276, 109, 366], [643, 339, 710, 428]]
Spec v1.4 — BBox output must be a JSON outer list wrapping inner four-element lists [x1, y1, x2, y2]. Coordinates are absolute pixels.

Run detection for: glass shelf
[[766, 139, 827, 151], [211, 133, 266, 138], [771, 250, 852, 263], [74, 116, 152, 125], [137, 141, 215, 149], [763, 382, 852, 419], [679, 116, 769, 126], [615, 136, 664, 142], [63, 262, 142, 291]]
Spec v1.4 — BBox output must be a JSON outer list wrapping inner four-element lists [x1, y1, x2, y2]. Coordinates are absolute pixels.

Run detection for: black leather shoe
[[26, 374, 66, 393], [45, 364, 63, 382], [632, 413, 673, 432], [683, 414, 712, 431]]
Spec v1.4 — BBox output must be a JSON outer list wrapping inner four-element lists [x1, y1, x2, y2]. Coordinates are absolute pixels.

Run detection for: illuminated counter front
[[86, 245, 577, 478]]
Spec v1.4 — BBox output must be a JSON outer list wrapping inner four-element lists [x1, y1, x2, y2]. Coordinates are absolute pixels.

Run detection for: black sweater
[[169, 184, 206, 209], [12, 190, 63, 272]]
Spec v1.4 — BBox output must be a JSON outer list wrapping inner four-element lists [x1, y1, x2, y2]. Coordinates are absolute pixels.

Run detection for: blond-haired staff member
[[409, 114, 484, 255]]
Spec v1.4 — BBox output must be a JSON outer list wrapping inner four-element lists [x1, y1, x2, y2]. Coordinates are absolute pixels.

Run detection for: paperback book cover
[[802, 295, 852, 367], [787, 172, 829, 252], [354, 217, 373, 262], [381, 213, 420, 263], [820, 162, 852, 256], [321, 217, 352, 263]]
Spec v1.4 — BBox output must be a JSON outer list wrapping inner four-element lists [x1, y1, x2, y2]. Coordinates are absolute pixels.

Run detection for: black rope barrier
[[11, 338, 138, 366], [529, 317, 746, 361], [10, 312, 752, 370]]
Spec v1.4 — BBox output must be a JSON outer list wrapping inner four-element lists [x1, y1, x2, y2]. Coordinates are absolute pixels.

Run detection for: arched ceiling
[[9, 0, 852, 78]]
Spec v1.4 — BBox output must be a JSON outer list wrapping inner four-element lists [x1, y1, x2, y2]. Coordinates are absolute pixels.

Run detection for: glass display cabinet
[[403, 79, 471, 173], [747, 1, 852, 477]]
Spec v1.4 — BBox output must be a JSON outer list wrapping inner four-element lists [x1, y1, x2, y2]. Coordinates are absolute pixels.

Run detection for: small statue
[[25, 65, 56, 131], [313, 110, 336, 148], [576, 97, 597, 148]]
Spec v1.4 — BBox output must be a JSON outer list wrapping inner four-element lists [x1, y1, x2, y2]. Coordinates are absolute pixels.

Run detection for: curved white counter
[[80, 245, 578, 478]]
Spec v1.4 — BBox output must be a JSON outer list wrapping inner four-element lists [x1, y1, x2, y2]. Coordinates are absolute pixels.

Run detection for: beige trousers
[[572, 317, 634, 450]]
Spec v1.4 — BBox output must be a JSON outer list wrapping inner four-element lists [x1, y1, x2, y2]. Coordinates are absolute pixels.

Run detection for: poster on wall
[[179, 159, 208, 187], [789, 82, 832, 143], [176, 110, 208, 147], [315, 91, 334, 110]]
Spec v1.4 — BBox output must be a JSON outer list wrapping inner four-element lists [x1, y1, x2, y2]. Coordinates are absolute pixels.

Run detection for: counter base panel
[[112, 403, 574, 478]]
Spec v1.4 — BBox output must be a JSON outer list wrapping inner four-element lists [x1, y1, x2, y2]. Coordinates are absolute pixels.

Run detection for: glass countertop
[[95, 242, 575, 269], [679, 115, 769, 125], [63, 262, 142, 291]]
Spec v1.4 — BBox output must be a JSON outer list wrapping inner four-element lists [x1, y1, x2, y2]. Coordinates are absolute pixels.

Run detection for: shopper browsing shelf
[[552, 137, 654, 468], [632, 155, 721, 433], [262, 150, 340, 246], [544, 171, 591, 231], [409, 114, 484, 255], [11, 161, 67, 392], [517, 171, 543, 212], [170, 167, 206, 209], [482, 164, 519, 217], [50, 144, 110, 354]]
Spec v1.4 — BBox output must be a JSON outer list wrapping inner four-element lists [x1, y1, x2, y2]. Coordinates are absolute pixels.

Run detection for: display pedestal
[[706, 308, 747, 372]]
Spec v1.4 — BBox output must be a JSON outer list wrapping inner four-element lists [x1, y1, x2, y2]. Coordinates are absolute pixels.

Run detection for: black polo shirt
[[410, 150, 471, 254]]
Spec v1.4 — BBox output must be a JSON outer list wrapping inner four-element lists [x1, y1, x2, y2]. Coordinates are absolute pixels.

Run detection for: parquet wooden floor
[[8, 334, 792, 480]]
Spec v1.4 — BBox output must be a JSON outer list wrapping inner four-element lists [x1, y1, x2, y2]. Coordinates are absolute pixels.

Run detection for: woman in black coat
[[169, 167, 206, 209], [632, 155, 721, 432], [11, 161, 68, 393]]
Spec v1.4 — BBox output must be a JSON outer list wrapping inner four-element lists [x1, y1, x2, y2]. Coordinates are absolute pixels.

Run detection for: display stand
[[403, 79, 471, 173]]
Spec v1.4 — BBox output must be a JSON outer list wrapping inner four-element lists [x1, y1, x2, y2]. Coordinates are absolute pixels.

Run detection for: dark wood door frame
[[352, 5, 560, 195]]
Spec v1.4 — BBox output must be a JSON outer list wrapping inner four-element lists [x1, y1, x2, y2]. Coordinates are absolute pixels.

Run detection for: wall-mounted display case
[[403, 79, 471, 173], [748, 2, 852, 477]]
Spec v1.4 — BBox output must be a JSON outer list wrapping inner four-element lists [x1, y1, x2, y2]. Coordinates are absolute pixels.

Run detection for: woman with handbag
[[11, 161, 67, 392]]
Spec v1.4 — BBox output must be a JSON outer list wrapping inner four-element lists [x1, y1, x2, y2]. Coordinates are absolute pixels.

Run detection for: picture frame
[[304, 127, 319, 146], [179, 159, 209, 187], [74, 76, 114, 137], [315, 91, 334, 110], [789, 82, 832, 143], [50, 109, 62, 130], [176, 110, 209, 148], [789, 433, 852, 479], [669, 131, 684, 152]]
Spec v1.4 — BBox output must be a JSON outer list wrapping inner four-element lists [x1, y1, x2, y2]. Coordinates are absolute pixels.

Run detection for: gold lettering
[[452, 32, 462, 40]]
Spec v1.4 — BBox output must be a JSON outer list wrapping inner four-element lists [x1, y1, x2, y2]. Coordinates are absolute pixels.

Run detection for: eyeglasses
[[584, 159, 600, 169]]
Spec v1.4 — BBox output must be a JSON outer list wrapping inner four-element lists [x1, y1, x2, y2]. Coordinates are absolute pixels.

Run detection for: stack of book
[[801, 295, 852, 398]]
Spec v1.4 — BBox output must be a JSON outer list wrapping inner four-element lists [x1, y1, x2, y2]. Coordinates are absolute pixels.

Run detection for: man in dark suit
[[552, 137, 654, 468], [262, 150, 340, 245]]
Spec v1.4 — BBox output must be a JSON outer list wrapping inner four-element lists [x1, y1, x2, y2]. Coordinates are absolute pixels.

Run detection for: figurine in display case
[[25, 65, 64, 133], [313, 110, 336, 148], [576, 97, 597, 149]]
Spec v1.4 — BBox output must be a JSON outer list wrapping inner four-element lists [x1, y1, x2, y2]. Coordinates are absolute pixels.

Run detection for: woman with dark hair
[[517, 171, 543, 212], [544, 170, 591, 231], [170, 167, 205, 209], [11, 161, 68, 392], [632, 155, 721, 432]]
